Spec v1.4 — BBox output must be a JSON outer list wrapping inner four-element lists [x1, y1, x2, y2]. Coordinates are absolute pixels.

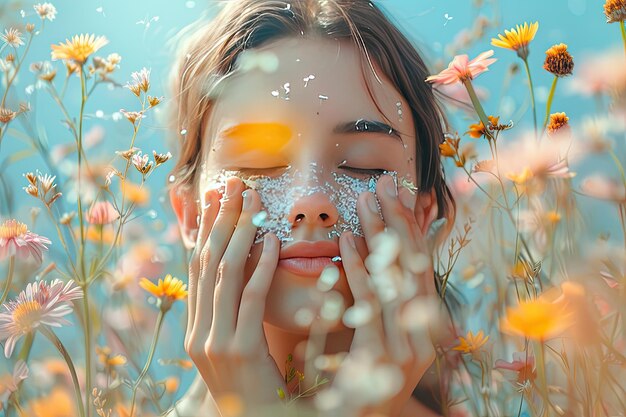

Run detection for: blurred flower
[[164, 376, 180, 393], [85, 201, 119, 225], [453, 330, 489, 356], [126, 67, 150, 96], [0, 108, 17, 124], [543, 43, 574, 77], [580, 174, 626, 203], [140, 274, 187, 311], [604, 0, 626, 22], [439, 136, 459, 157], [495, 352, 536, 384], [0, 280, 82, 357], [568, 48, 626, 96], [25, 23, 35, 33], [426, 50, 496, 85], [39, 69, 57, 82], [0, 360, 28, 407], [500, 297, 573, 341], [34, 3, 57, 21], [472, 159, 496, 174], [546, 112, 570, 136], [0, 219, 51, 265], [1, 28, 24, 48], [96, 345, 127, 367], [28, 387, 75, 417], [120, 180, 150, 205], [491, 21, 539, 60], [51, 34, 108, 64], [153, 150, 172, 166]]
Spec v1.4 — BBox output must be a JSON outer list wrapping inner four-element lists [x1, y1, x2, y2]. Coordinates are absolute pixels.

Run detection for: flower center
[[0, 219, 28, 239], [13, 300, 43, 332]]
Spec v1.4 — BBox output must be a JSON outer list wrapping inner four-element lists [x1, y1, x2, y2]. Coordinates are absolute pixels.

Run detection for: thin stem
[[40, 326, 86, 417], [462, 79, 493, 140], [621, 21, 626, 58], [129, 309, 165, 417], [0, 255, 15, 306], [1, 32, 34, 108], [522, 58, 538, 139], [534, 340, 551, 417], [542, 76, 558, 131]]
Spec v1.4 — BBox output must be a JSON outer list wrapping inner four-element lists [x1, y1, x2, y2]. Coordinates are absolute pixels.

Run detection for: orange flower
[[140, 274, 187, 311], [453, 330, 489, 355], [120, 180, 150, 205], [544, 44, 574, 76], [604, 0, 626, 23], [500, 297, 573, 341]]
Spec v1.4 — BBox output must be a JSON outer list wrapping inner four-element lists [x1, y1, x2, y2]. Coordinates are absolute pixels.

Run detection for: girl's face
[[183, 36, 424, 333]]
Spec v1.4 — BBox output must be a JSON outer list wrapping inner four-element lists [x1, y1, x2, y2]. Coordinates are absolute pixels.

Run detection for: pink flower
[[0, 360, 28, 405], [0, 280, 83, 357], [0, 219, 51, 265], [495, 351, 536, 384], [85, 201, 120, 225], [580, 174, 626, 203], [426, 50, 497, 85]]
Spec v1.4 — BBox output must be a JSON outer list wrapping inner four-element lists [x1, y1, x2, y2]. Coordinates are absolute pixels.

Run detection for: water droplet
[[252, 211, 268, 227], [180, 128, 187, 135]]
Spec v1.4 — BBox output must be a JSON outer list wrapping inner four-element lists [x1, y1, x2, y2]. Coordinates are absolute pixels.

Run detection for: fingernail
[[365, 192, 379, 214], [242, 190, 252, 210], [399, 188, 416, 210], [345, 232, 356, 249], [384, 175, 397, 198]]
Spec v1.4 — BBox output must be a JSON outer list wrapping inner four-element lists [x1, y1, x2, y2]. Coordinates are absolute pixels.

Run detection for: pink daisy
[[0, 360, 28, 406], [426, 50, 497, 85], [0, 219, 52, 265], [85, 201, 120, 225], [0, 279, 83, 357]]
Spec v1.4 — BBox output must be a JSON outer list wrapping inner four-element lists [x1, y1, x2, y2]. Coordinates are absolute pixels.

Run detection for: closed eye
[[339, 166, 387, 176]]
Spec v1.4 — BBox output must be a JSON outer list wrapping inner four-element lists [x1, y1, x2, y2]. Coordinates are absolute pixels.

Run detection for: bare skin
[[169, 36, 444, 417]]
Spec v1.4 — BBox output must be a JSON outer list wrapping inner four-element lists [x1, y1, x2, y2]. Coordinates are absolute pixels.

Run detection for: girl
[[166, 1, 456, 415]]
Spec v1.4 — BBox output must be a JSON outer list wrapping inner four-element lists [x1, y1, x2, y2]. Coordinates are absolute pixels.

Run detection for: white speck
[[111, 112, 122, 122], [168, 175, 176, 183], [147, 209, 158, 219], [271, 90, 279, 97], [296, 58, 301, 62], [185, 0, 196, 8], [96, 6, 105, 16], [180, 128, 187, 135], [25, 85, 34, 95], [318, 94, 328, 101], [20, 10, 25, 17], [95, 110, 104, 118], [283, 82, 290, 94], [443, 13, 453, 26]]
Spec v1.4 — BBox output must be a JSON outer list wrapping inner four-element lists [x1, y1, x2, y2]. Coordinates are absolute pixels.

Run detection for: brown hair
[[167, 0, 455, 223]]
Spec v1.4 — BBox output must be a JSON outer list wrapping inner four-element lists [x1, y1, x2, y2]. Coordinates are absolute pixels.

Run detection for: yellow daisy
[[491, 22, 539, 60], [453, 330, 489, 355], [51, 34, 108, 64], [140, 274, 188, 311]]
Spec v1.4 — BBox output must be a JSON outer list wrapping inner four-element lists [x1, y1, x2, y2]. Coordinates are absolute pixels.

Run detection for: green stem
[[129, 309, 165, 417], [462, 79, 493, 140], [0, 255, 15, 306], [542, 76, 558, 131], [1, 33, 34, 108], [40, 327, 86, 417], [522, 58, 538, 139], [621, 21, 626, 58]]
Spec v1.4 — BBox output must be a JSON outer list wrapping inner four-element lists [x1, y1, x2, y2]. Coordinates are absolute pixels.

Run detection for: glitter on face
[[202, 165, 399, 243], [396, 101, 403, 122]]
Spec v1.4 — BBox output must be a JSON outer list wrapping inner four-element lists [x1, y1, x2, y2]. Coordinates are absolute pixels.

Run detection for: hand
[[331, 175, 444, 416], [184, 177, 287, 415]]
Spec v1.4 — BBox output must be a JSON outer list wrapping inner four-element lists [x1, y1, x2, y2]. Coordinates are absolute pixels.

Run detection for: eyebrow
[[333, 119, 403, 141]]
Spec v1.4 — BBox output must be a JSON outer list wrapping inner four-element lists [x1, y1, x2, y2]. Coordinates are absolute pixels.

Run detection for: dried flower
[[491, 22, 539, 60], [119, 109, 145, 124], [51, 34, 108, 64], [543, 43, 574, 77], [0, 219, 51, 265], [439, 136, 459, 157], [59, 212, 76, 225], [0, 108, 17, 124], [426, 50, 496, 85], [0, 280, 82, 357], [147, 95, 162, 107], [546, 112, 570, 135], [466, 115, 502, 139], [153, 150, 172, 166], [604, 0, 626, 23], [453, 330, 489, 355], [473, 159, 496, 174], [140, 274, 188, 311], [86, 201, 120, 225], [115, 147, 139, 161], [25, 23, 35, 33], [39, 69, 57, 82], [5, 54, 15, 63], [132, 152, 152, 175], [34, 2, 57, 21], [37, 172, 57, 195], [126, 67, 150, 95], [1, 28, 24, 48], [23, 184, 39, 198], [23, 172, 37, 186]]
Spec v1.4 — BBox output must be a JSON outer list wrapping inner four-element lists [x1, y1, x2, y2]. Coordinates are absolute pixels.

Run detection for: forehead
[[206, 36, 411, 135]]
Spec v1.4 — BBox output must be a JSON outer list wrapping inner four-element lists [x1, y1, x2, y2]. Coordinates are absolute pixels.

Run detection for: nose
[[288, 192, 339, 229]]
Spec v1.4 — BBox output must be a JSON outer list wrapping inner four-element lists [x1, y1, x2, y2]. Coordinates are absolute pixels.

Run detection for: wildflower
[[473, 159, 496, 174], [0, 220, 51, 265], [425, 50, 496, 85], [439, 137, 458, 157], [119, 109, 145, 124], [0, 108, 17, 124], [115, 147, 139, 161], [139, 274, 188, 311], [25, 23, 35, 33], [466, 115, 502, 139], [0, 360, 28, 406], [495, 352, 536, 384], [153, 150, 172, 166], [1, 28, 24, 48], [543, 44, 574, 76], [500, 298, 573, 341], [120, 180, 150, 205], [491, 22, 538, 60], [126, 67, 150, 96], [604, 0, 626, 23], [132, 152, 152, 175], [37, 172, 56, 195], [51, 34, 108, 64], [453, 330, 489, 355], [546, 112, 570, 135], [34, 2, 57, 21], [85, 201, 120, 225], [29, 387, 75, 416], [96, 345, 127, 367], [0, 279, 82, 357], [581, 174, 626, 203], [147, 95, 163, 107], [39, 69, 57, 82]]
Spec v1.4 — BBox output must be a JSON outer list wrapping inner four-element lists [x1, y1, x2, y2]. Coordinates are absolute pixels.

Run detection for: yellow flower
[[51, 34, 108, 64], [120, 180, 150, 205], [453, 330, 489, 354], [29, 387, 75, 417], [604, 0, 626, 23], [507, 167, 533, 185], [543, 44, 574, 76], [140, 274, 187, 311], [491, 22, 539, 60], [96, 345, 127, 367], [501, 298, 573, 341]]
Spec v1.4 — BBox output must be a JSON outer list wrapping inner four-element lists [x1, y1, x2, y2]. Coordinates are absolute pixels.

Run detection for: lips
[[278, 241, 341, 277]]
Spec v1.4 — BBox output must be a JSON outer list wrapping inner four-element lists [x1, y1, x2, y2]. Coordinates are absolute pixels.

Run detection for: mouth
[[278, 240, 341, 277]]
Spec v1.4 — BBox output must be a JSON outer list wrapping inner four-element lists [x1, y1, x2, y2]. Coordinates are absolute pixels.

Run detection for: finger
[[210, 188, 262, 343], [233, 233, 280, 354], [376, 175, 421, 252], [356, 191, 386, 247], [339, 231, 386, 358], [193, 177, 245, 343], [187, 189, 221, 334]]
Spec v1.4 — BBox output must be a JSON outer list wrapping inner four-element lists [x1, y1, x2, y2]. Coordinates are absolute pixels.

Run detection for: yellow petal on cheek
[[220, 122, 293, 156]]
